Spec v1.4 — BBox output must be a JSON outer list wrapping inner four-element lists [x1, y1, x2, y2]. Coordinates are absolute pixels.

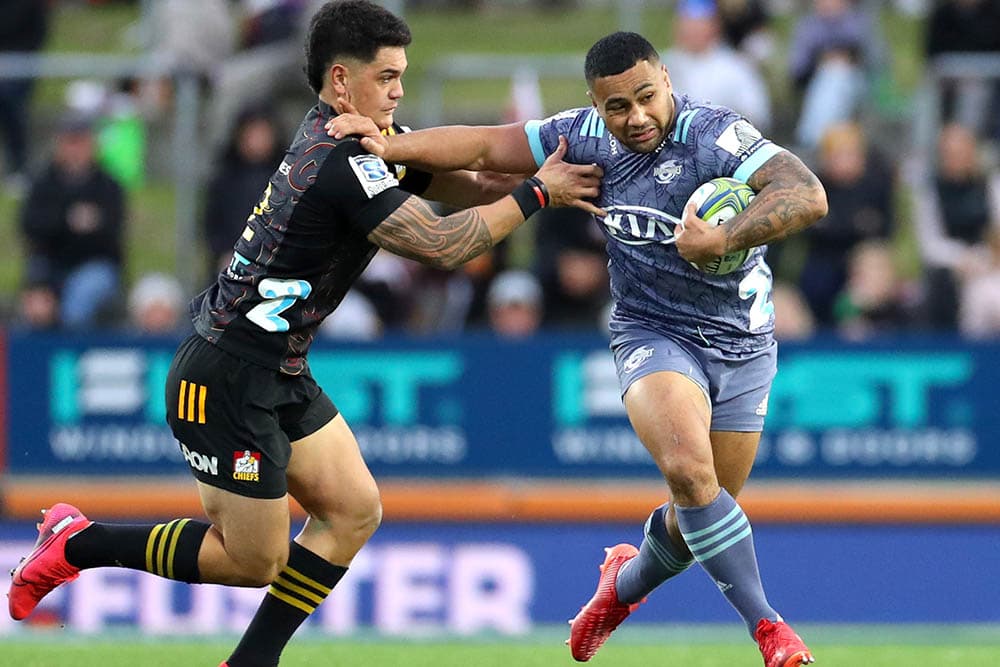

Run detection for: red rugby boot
[[755, 618, 816, 667], [8, 503, 91, 620], [567, 543, 643, 661]]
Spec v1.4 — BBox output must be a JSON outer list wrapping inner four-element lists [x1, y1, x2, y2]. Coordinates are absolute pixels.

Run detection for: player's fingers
[[571, 199, 606, 218], [682, 202, 698, 222], [547, 135, 568, 162], [335, 97, 361, 116], [575, 181, 602, 198], [570, 163, 604, 179], [325, 116, 345, 138]]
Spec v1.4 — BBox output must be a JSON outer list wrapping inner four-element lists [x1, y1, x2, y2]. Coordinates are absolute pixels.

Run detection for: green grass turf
[[4, 640, 1000, 667], [5, 625, 1000, 667]]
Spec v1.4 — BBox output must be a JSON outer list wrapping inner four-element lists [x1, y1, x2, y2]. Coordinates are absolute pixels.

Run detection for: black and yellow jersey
[[190, 100, 431, 374]]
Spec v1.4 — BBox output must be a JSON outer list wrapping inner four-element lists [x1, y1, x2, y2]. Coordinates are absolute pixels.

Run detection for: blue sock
[[615, 502, 695, 604], [675, 489, 778, 635]]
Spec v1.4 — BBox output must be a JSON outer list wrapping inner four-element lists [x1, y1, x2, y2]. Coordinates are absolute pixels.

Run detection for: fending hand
[[533, 136, 605, 217], [324, 99, 390, 157]]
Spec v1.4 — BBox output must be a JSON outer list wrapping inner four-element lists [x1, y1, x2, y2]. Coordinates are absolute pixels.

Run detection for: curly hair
[[304, 0, 411, 95], [584, 32, 659, 85]]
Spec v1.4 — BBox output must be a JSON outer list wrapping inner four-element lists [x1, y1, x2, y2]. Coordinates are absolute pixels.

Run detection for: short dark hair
[[584, 32, 659, 84], [304, 0, 412, 94]]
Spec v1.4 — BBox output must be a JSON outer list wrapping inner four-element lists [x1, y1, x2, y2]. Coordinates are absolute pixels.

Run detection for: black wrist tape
[[511, 176, 550, 218]]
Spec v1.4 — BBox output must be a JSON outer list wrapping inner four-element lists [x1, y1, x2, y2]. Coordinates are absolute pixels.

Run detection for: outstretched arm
[[375, 122, 539, 174], [420, 169, 529, 208], [368, 195, 511, 270], [326, 101, 540, 174], [369, 136, 603, 271]]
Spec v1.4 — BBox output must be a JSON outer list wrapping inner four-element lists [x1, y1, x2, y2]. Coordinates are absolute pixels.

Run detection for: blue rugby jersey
[[525, 95, 784, 353]]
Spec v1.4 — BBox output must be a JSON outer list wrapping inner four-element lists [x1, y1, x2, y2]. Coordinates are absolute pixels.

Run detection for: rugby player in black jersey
[[7, 2, 602, 666]]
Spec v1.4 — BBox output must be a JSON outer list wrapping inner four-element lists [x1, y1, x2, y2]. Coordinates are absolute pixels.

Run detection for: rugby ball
[[684, 177, 755, 275]]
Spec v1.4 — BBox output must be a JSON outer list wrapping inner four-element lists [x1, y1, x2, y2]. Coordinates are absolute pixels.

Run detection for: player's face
[[339, 46, 407, 130], [589, 60, 674, 154]]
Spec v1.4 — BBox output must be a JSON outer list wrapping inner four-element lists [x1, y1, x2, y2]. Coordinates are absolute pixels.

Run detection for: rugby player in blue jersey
[[328, 31, 827, 667], [7, 3, 603, 666]]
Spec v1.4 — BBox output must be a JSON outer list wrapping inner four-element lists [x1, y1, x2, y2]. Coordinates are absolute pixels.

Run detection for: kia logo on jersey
[[601, 205, 681, 246]]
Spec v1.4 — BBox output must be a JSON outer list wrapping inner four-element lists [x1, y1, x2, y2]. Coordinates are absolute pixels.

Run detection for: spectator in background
[[18, 283, 59, 330], [770, 281, 816, 341], [833, 240, 918, 339], [532, 207, 608, 330], [319, 290, 383, 340], [662, 0, 771, 131], [18, 114, 125, 330], [959, 226, 1000, 339], [909, 122, 1000, 329], [788, 0, 887, 150], [202, 106, 286, 273], [925, 0, 1000, 141], [354, 250, 422, 332], [149, 0, 237, 74], [798, 121, 895, 325], [407, 241, 509, 334], [205, 0, 312, 150], [0, 0, 51, 194], [715, 0, 775, 66], [66, 78, 148, 192], [144, 0, 236, 114], [127, 272, 188, 336], [486, 269, 543, 338], [96, 78, 148, 192]]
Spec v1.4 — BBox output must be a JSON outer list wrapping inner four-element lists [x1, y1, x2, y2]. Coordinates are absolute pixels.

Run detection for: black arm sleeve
[[398, 166, 433, 196], [308, 140, 417, 236]]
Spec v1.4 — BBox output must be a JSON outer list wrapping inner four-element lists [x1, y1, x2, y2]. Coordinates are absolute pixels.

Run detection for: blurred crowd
[[1, 0, 999, 342]]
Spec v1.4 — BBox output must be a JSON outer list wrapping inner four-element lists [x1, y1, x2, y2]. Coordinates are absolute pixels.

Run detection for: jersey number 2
[[738, 262, 773, 332], [246, 278, 313, 332]]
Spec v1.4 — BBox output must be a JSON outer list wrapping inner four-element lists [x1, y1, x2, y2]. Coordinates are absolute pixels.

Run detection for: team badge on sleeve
[[348, 154, 399, 198], [715, 120, 764, 160]]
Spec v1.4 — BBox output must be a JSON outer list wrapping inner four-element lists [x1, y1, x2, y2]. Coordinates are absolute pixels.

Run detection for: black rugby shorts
[[165, 334, 338, 499]]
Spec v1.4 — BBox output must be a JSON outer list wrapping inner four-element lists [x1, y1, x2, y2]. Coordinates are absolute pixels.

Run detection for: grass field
[[6, 642, 1000, 667], [6, 625, 1000, 667]]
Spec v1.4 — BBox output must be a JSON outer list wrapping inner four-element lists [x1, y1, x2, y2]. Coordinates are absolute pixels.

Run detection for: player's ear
[[330, 63, 350, 96], [587, 90, 597, 110]]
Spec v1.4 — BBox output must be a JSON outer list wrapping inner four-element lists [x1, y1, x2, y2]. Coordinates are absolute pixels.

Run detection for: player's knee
[[242, 559, 286, 588], [661, 459, 716, 503], [235, 544, 289, 587], [313, 484, 382, 544], [340, 486, 382, 541]]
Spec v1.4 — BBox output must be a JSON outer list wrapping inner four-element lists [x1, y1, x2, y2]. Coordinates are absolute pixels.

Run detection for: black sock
[[64, 519, 210, 583], [227, 542, 347, 667]]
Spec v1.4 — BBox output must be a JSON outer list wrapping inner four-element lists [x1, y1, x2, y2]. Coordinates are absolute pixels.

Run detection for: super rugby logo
[[601, 205, 681, 245], [349, 154, 399, 198]]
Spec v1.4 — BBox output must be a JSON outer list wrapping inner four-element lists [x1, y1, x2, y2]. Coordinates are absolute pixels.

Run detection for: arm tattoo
[[368, 195, 493, 270], [723, 151, 827, 252]]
